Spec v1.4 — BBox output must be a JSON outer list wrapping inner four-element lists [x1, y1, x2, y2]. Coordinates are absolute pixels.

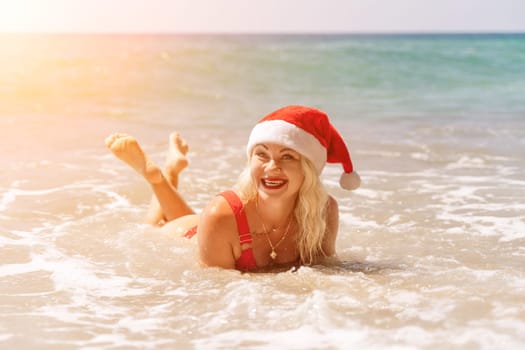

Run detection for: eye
[[281, 153, 297, 161], [254, 150, 269, 160]]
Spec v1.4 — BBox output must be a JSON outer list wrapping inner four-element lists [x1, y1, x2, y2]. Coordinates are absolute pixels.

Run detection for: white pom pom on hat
[[246, 105, 360, 190]]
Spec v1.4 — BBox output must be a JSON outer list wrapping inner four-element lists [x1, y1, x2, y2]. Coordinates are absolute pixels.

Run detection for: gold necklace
[[256, 200, 293, 260], [262, 218, 292, 260]]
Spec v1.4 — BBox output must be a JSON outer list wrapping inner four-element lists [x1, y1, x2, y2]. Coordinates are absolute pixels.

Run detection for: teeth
[[264, 180, 284, 186]]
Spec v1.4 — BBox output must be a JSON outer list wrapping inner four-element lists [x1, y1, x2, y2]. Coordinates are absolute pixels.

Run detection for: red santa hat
[[247, 105, 360, 190]]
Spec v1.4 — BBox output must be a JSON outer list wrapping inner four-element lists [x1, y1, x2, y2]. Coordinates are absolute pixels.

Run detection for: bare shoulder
[[199, 195, 237, 228], [197, 195, 239, 269], [326, 195, 339, 220], [322, 195, 340, 256]]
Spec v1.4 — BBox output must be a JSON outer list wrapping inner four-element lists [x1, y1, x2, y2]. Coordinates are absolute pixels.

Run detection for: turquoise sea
[[1, 33, 524, 349]]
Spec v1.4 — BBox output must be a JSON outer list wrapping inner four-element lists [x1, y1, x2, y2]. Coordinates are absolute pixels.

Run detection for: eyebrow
[[254, 144, 297, 154]]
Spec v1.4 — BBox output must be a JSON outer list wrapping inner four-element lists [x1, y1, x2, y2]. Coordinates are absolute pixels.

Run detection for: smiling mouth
[[261, 178, 288, 190]]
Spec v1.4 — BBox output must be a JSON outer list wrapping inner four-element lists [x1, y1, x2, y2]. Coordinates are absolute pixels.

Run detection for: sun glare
[[0, 2, 50, 32]]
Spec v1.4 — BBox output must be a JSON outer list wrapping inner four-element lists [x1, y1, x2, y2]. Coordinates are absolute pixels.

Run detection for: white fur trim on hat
[[246, 119, 327, 174]]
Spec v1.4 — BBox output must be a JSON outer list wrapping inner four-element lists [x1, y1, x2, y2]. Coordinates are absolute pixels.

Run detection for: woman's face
[[250, 143, 305, 200]]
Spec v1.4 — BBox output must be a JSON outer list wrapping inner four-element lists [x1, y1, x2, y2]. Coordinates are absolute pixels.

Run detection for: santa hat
[[246, 105, 360, 190]]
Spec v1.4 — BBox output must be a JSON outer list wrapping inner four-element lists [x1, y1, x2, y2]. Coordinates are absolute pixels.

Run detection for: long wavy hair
[[235, 156, 329, 264]]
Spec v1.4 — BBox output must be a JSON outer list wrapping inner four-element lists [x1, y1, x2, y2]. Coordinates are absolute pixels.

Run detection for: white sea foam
[[410, 152, 430, 161], [394, 326, 433, 347], [193, 326, 370, 350], [0, 189, 16, 212], [436, 210, 525, 241], [445, 155, 487, 169], [0, 334, 12, 342]]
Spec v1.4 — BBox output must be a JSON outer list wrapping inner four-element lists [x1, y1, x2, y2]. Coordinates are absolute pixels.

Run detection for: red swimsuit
[[184, 191, 257, 271]]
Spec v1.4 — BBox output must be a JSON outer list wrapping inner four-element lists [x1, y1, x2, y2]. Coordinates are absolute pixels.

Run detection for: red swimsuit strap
[[218, 191, 257, 271], [218, 191, 251, 241]]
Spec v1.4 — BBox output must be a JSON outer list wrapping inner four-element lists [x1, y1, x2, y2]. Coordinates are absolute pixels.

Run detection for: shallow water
[[1, 34, 525, 349]]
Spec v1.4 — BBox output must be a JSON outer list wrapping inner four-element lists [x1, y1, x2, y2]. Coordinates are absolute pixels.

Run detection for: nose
[[265, 158, 281, 171]]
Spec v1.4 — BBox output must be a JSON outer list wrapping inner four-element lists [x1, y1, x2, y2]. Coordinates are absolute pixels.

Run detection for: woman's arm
[[322, 195, 339, 257], [197, 196, 238, 269]]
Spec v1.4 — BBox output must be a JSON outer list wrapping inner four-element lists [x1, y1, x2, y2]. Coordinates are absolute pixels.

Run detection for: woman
[[105, 105, 360, 271]]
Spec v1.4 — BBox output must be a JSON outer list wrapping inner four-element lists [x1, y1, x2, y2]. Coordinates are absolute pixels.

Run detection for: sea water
[[0, 33, 524, 349]]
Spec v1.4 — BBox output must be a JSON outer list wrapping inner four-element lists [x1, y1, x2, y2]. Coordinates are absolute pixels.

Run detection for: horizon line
[[1, 30, 524, 35]]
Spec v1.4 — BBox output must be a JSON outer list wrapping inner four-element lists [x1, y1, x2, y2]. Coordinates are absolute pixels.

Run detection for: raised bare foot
[[105, 133, 163, 183], [164, 132, 189, 181]]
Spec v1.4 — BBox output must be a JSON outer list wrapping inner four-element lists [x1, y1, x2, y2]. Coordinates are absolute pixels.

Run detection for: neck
[[255, 194, 296, 228]]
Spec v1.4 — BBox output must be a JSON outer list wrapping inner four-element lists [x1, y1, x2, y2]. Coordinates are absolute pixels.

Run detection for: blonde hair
[[235, 156, 329, 265]]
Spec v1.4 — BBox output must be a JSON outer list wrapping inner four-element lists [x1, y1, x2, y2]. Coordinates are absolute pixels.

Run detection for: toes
[[105, 133, 128, 148], [105, 134, 119, 148], [169, 132, 189, 154], [178, 138, 189, 154]]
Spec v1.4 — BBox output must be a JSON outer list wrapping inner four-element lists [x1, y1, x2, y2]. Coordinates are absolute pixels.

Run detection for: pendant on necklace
[[270, 250, 277, 260]]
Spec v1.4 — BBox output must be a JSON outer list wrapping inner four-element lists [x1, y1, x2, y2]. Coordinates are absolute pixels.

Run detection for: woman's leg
[[105, 132, 194, 225], [144, 132, 190, 225]]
